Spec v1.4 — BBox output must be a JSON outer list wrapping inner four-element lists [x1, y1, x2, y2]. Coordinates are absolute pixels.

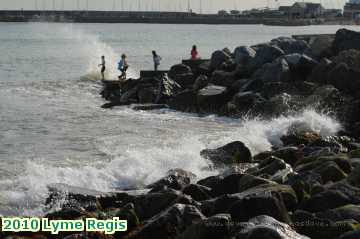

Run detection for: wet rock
[[247, 156, 287, 178], [234, 46, 256, 65], [228, 91, 266, 115], [45, 207, 88, 220], [168, 64, 192, 80], [286, 171, 323, 203], [174, 73, 196, 88], [127, 204, 205, 239], [176, 213, 232, 239], [316, 204, 360, 222], [308, 58, 335, 84], [347, 165, 360, 187], [168, 89, 197, 112], [131, 104, 168, 111], [210, 50, 231, 69], [284, 53, 318, 80], [200, 141, 252, 167], [147, 169, 196, 191], [229, 191, 291, 223], [197, 175, 224, 189], [271, 37, 310, 55], [281, 129, 321, 146], [134, 188, 197, 221], [305, 84, 344, 111], [211, 173, 276, 196], [272, 146, 303, 166], [197, 85, 231, 114], [333, 49, 360, 70], [350, 149, 360, 158], [235, 215, 309, 239], [338, 231, 360, 239], [333, 28, 360, 54], [182, 184, 212, 201]]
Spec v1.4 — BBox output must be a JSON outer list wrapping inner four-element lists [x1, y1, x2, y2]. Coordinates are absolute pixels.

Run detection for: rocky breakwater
[[101, 28, 360, 138]]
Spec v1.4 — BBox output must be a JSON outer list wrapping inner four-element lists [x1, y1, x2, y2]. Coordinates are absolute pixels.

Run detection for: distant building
[[290, 2, 324, 18], [230, 10, 241, 15], [344, 0, 360, 19], [218, 10, 229, 16], [279, 6, 291, 15]]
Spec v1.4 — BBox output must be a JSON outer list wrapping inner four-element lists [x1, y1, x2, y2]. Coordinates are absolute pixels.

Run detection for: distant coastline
[[0, 10, 357, 26]]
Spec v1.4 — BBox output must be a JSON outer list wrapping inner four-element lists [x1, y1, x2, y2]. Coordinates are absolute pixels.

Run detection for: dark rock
[[281, 129, 321, 146], [127, 204, 205, 239], [168, 64, 192, 80], [308, 58, 335, 84], [45, 207, 88, 220], [211, 173, 275, 196], [176, 214, 232, 239], [338, 231, 360, 239], [134, 188, 197, 221], [285, 53, 319, 79], [247, 156, 287, 178], [182, 184, 213, 201], [193, 75, 209, 91], [333, 49, 360, 70], [147, 169, 196, 191], [174, 73, 196, 88], [228, 91, 266, 116], [310, 35, 335, 58], [115, 203, 140, 237], [210, 50, 231, 69], [197, 85, 231, 114], [347, 165, 360, 187], [229, 191, 291, 223], [131, 104, 168, 111], [286, 171, 323, 203], [316, 204, 360, 222], [235, 215, 309, 239], [234, 46, 256, 65], [249, 44, 285, 70], [197, 175, 224, 189], [272, 146, 303, 166], [210, 70, 237, 87], [328, 63, 360, 97], [200, 141, 252, 167], [271, 37, 310, 55], [305, 84, 345, 111], [137, 86, 156, 103], [168, 89, 197, 112], [333, 28, 360, 54]]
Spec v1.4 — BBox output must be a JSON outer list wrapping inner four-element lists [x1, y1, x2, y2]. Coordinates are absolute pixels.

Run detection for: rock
[[182, 184, 213, 201], [305, 84, 344, 111], [228, 91, 266, 115], [193, 75, 209, 91], [235, 215, 309, 239], [234, 46, 256, 65], [197, 175, 224, 189], [285, 53, 318, 80], [134, 188, 197, 221], [200, 141, 252, 167], [350, 149, 360, 158], [211, 173, 276, 196], [333, 49, 360, 70], [127, 204, 205, 239], [210, 70, 237, 87], [168, 89, 197, 112], [333, 28, 360, 54], [247, 156, 287, 178], [308, 58, 334, 84], [168, 64, 192, 80], [286, 171, 323, 203], [251, 58, 290, 89], [131, 104, 168, 111], [338, 231, 360, 239], [271, 37, 310, 55], [210, 50, 231, 69], [272, 146, 303, 166], [310, 34, 335, 58], [328, 63, 360, 97], [229, 191, 291, 223], [347, 165, 360, 187], [45, 207, 88, 220], [292, 210, 355, 239], [202, 183, 297, 216], [316, 204, 360, 222], [281, 130, 321, 146], [174, 73, 196, 88], [115, 203, 140, 237], [197, 85, 232, 114], [120, 85, 139, 104], [176, 214, 231, 239], [249, 44, 285, 70], [147, 169, 196, 191]]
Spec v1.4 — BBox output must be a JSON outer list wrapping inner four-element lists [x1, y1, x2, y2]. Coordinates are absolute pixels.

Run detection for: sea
[[0, 22, 358, 216]]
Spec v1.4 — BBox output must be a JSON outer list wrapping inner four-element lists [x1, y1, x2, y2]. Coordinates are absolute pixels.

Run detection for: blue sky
[[0, 0, 347, 13]]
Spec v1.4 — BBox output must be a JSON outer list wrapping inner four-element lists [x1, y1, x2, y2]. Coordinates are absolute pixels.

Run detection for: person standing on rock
[[152, 50, 162, 71], [98, 55, 106, 80], [191, 45, 199, 60], [118, 54, 129, 81]]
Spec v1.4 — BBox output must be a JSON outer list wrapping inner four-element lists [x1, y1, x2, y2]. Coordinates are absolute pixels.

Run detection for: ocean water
[[0, 22, 357, 216]]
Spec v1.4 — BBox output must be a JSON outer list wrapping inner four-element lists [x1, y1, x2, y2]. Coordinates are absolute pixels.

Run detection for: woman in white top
[[152, 50, 162, 71]]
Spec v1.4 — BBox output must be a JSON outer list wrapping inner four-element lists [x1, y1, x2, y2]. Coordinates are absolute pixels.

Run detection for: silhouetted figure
[[98, 55, 106, 80], [191, 45, 199, 60], [118, 54, 129, 81], [152, 50, 162, 71]]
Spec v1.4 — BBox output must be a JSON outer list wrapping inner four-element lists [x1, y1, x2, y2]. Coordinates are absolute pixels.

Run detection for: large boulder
[[308, 58, 334, 84], [147, 169, 196, 191], [251, 58, 290, 87], [234, 46, 256, 65], [271, 37, 310, 55], [228, 91, 266, 115], [249, 44, 285, 70], [168, 64, 192, 80], [284, 53, 319, 80], [333, 28, 360, 54], [182, 184, 213, 201], [197, 85, 231, 114], [200, 141, 252, 167], [328, 63, 360, 97], [347, 165, 360, 187], [316, 204, 360, 222], [210, 70, 237, 87], [309, 34, 335, 58], [193, 75, 209, 91], [234, 215, 310, 239], [174, 73, 196, 88], [210, 50, 231, 69], [168, 89, 197, 112], [127, 204, 205, 239], [333, 49, 360, 70]]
